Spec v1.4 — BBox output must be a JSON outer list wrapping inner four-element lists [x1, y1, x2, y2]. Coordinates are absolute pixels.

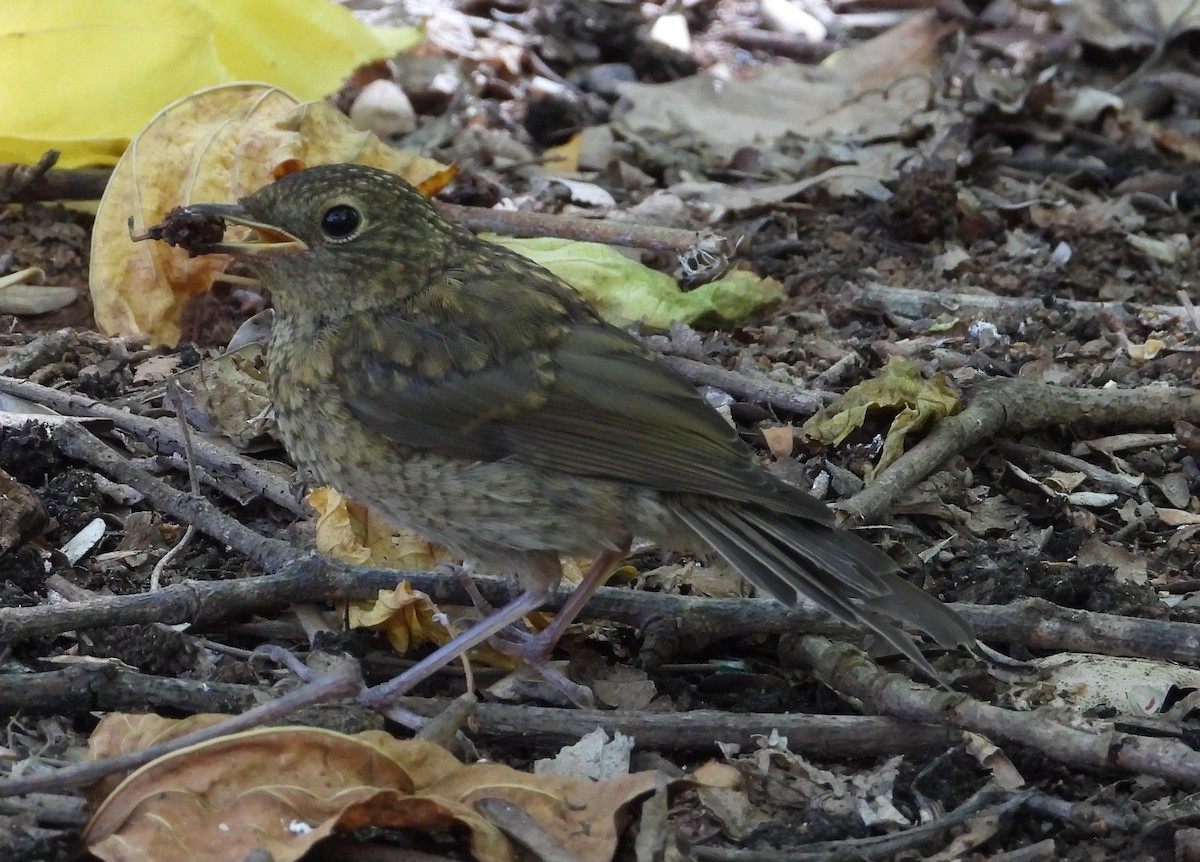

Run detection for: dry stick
[[0, 375, 302, 515], [0, 150, 113, 204], [10, 584, 1200, 692], [51, 421, 295, 570], [16, 420, 1200, 659], [18, 398, 1200, 677], [849, 281, 1192, 328], [11, 562, 1200, 666], [963, 597, 1200, 662], [0, 157, 111, 203], [840, 378, 1200, 524], [0, 665, 957, 758], [0, 660, 363, 797], [995, 439, 1143, 495], [654, 354, 835, 414], [722, 28, 835, 62], [149, 382, 200, 591], [434, 201, 718, 254], [0, 152, 718, 259], [1177, 289, 1200, 337], [2, 421, 1198, 667], [692, 785, 1025, 862], [797, 636, 1200, 788]]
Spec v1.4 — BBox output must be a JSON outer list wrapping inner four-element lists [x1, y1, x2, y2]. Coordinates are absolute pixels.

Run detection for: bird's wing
[[337, 311, 833, 524]]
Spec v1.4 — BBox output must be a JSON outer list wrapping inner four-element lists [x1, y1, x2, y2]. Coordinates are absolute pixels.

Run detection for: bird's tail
[[666, 499, 975, 686]]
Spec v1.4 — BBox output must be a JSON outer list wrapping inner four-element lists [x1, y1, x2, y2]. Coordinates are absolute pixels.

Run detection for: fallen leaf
[[182, 344, 275, 448], [1077, 537, 1148, 585], [1012, 654, 1200, 717], [483, 236, 783, 330], [0, 267, 80, 315], [802, 357, 961, 477], [310, 487, 454, 571], [83, 726, 516, 862], [0, 0, 421, 168], [761, 425, 794, 459], [84, 718, 729, 862]]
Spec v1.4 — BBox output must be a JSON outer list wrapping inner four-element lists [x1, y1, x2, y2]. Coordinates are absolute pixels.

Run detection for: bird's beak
[[184, 203, 308, 256]]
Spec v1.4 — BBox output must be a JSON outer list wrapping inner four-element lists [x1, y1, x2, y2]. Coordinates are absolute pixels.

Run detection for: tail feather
[[667, 499, 975, 686]]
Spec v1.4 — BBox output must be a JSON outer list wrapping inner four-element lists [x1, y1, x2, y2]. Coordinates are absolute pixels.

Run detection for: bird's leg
[[489, 542, 631, 707], [437, 560, 496, 615], [359, 546, 628, 716], [439, 560, 544, 646], [521, 542, 630, 658]]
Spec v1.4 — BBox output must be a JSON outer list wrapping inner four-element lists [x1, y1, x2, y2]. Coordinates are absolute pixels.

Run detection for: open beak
[[183, 203, 308, 256]]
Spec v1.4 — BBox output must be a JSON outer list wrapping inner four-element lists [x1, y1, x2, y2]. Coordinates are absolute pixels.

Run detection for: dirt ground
[[4, 1, 1200, 860]]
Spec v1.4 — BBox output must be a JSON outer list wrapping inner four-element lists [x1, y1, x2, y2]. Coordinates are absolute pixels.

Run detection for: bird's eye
[[320, 204, 362, 240]]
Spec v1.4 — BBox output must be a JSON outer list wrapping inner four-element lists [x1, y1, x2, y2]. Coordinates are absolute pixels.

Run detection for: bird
[[165, 163, 976, 709]]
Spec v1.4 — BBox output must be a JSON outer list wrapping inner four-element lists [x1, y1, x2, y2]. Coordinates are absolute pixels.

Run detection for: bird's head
[[182, 163, 460, 317]]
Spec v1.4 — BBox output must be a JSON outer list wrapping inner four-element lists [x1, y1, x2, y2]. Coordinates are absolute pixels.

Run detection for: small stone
[[349, 79, 417, 138]]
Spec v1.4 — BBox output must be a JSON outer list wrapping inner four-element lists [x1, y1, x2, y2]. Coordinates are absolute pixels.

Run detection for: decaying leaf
[[310, 487, 453, 571], [802, 357, 961, 477], [309, 489, 516, 668], [83, 719, 732, 862], [0, 267, 80, 315], [181, 343, 275, 449]]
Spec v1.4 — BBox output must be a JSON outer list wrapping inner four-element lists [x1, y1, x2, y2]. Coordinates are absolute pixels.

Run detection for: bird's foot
[[487, 629, 597, 708], [439, 560, 540, 648], [359, 589, 548, 720]]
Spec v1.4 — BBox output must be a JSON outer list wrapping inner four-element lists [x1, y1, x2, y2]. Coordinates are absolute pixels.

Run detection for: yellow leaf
[[801, 357, 961, 477], [0, 0, 421, 168], [308, 489, 515, 666], [543, 132, 582, 173], [348, 583, 453, 655], [309, 487, 453, 570], [347, 582, 519, 669]]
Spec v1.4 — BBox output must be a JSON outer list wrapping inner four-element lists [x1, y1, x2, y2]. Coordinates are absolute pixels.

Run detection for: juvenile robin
[[161, 164, 975, 707]]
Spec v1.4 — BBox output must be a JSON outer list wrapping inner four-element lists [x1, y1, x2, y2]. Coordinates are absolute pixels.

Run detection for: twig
[[0, 664, 958, 757], [0, 157, 111, 203], [50, 421, 295, 570], [0, 659, 362, 797], [150, 383, 200, 590], [693, 784, 1025, 862], [0, 375, 302, 515], [841, 378, 1200, 523], [435, 201, 719, 254], [797, 636, 1200, 788], [1178, 290, 1200, 338], [849, 281, 1192, 329], [721, 29, 835, 62], [995, 439, 1143, 496], [654, 354, 836, 414]]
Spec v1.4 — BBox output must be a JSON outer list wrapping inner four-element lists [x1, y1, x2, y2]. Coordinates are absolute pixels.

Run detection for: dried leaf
[[310, 487, 453, 571], [84, 719, 729, 862], [802, 357, 961, 477]]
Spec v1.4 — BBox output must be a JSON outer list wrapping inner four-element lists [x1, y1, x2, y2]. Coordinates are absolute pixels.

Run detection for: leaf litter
[[7, 0, 1200, 859]]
